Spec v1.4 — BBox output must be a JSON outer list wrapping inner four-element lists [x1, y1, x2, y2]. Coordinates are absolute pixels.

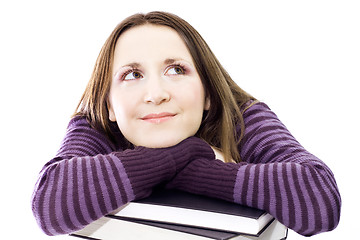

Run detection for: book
[[110, 189, 273, 235], [71, 216, 288, 240], [71, 189, 288, 239]]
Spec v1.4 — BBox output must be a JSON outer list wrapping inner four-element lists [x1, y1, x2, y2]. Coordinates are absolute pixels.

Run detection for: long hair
[[74, 11, 255, 163]]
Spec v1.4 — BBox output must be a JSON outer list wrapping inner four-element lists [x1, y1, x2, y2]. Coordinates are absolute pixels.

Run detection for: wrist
[[166, 137, 215, 172]]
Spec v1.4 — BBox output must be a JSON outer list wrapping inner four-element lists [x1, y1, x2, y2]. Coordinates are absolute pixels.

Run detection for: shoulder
[[67, 115, 91, 129], [57, 116, 117, 156], [241, 100, 277, 123], [237, 100, 288, 150], [242, 100, 271, 113], [65, 115, 109, 141], [65, 116, 107, 139]]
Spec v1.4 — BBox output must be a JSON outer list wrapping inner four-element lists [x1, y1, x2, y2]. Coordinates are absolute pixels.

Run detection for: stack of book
[[71, 189, 288, 240]]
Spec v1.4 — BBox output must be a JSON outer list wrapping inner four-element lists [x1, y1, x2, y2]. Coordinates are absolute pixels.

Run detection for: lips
[[141, 112, 177, 123]]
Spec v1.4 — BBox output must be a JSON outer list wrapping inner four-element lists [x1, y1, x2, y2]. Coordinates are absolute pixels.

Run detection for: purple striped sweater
[[31, 102, 341, 236]]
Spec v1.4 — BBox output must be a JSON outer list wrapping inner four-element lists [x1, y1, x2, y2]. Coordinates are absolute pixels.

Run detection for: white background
[[1, 0, 359, 239]]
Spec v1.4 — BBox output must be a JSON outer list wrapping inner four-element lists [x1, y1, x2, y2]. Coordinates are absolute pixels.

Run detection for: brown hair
[[74, 11, 255, 163]]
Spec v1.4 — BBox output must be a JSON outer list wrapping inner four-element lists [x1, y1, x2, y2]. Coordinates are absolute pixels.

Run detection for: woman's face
[[109, 24, 209, 148]]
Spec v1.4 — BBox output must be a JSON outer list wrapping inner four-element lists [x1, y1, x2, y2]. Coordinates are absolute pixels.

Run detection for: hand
[[168, 137, 215, 173]]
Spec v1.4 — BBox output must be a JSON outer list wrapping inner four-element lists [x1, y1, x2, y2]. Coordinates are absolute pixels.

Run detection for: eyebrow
[[120, 62, 141, 69], [164, 58, 181, 65], [115, 58, 190, 76], [121, 58, 185, 68]]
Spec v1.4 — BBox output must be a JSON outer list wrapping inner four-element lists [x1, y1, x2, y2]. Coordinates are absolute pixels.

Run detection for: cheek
[[110, 92, 136, 125], [112, 100, 137, 142], [180, 82, 206, 109], [175, 81, 206, 134]]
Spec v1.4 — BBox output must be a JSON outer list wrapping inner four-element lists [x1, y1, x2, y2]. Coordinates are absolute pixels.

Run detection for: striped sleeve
[[31, 117, 214, 236], [235, 102, 341, 236], [167, 102, 341, 236]]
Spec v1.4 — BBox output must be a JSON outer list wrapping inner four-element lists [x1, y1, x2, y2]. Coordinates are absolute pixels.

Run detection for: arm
[[166, 102, 341, 236], [31, 117, 214, 236]]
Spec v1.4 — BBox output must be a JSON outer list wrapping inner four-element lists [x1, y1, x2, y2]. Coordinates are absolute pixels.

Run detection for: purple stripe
[[287, 163, 303, 232], [323, 176, 341, 221], [293, 164, 310, 234], [109, 154, 135, 202], [49, 164, 65, 234], [274, 163, 287, 224], [76, 158, 93, 224], [104, 157, 126, 208], [316, 164, 340, 198], [67, 117, 89, 127], [267, 164, 276, 213], [69, 132, 111, 152], [76, 127, 114, 152], [324, 168, 338, 189], [91, 156, 109, 215], [240, 165, 252, 205], [35, 166, 54, 235], [70, 158, 88, 226], [254, 136, 300, 163], [273, 164, 285, 223], [55, 161, 74, 234], [243, 107, 286, 129], [244, 114, 281, 134], [245, 165, 255, 206], [250, 164, 260, 208], [87, 156, 105, 217], [308, 166, 335, 232], [282, 163, 296, 229], [44, 168, 58, 235], [233, 166, 245, 204], [81, 157, 97, 221], [58, 141, 101, 156], [242, 103, 275, 121], [57, 148, 91, 158], [257, 164, 265, 209], [66, 158, 85, 228], [97, 155, 118, 210], [282, 149, 309, 164], [242, 127, 292, 162], [243, 111, 280, 134], [107, 156, 129, 205], [302, 166, 322, 235], [262, 164, 270, 211], [60, 160, 77, 231], [58, 127, 113, 154]]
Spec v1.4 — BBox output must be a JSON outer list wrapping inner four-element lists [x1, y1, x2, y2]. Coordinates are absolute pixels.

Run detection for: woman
[[31, 11, 341, 237]]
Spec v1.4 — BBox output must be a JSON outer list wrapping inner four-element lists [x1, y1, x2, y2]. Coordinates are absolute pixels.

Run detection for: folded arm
[[31, 117, 214, 235], [167, 102, 341, 236]]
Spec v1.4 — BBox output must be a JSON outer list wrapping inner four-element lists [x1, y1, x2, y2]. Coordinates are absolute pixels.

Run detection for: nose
[[143, 77, 170, 105]]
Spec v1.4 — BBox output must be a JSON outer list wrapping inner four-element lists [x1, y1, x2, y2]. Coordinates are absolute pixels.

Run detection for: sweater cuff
[[112, 147, 175, 199], [113, 137, 215, 199], [169, 137, 215, 172]]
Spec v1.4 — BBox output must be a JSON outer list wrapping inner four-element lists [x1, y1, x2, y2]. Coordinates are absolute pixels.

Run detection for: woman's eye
[[166, 66, 185, 75], [123, 71, 143, 81]]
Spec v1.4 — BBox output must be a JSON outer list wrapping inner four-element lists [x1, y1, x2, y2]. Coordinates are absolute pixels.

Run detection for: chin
[[136, 137, 185, 149]]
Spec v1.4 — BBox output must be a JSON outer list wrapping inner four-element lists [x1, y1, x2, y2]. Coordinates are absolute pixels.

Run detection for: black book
[[71, 217, 287, 240], [71, 189, 287, 239], [112, 189, 272, 235]]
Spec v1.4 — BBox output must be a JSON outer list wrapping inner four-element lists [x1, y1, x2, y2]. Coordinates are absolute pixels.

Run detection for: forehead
[[113, 24, 193, 67]]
